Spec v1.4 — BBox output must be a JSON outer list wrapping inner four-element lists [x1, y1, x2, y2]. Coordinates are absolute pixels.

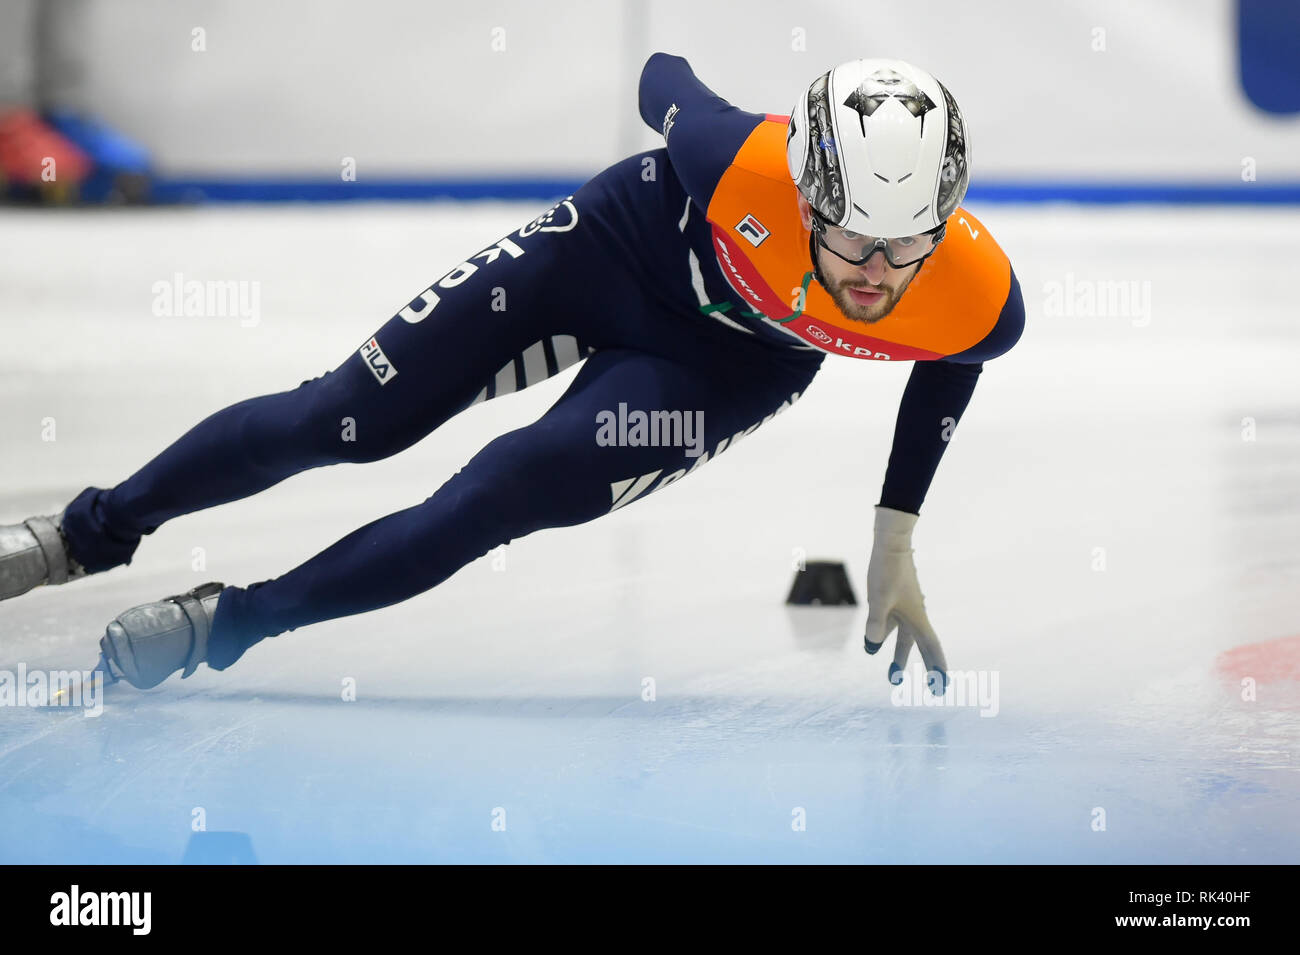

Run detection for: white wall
[[40, 0, 1300, 182]]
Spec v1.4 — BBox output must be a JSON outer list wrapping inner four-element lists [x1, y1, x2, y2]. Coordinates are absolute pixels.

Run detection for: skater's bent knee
[[439, 433, 602, 536]]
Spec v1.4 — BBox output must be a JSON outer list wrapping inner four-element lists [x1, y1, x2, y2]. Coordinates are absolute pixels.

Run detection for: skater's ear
[[795, 194, 815, 232]]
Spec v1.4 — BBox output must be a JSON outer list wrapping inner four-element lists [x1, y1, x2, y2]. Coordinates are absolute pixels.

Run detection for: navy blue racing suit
[[62, 154, 825, 662]]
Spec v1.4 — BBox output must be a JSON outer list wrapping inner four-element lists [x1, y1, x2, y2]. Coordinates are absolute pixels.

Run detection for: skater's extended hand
[[863, 506, 948, 695]]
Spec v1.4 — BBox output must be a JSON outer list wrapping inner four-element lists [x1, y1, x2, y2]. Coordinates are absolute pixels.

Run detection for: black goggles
[[811, 213, 947, 268]]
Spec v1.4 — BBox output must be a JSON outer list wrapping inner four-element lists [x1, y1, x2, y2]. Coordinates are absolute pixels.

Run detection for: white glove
[[863, 506, 948, 695]]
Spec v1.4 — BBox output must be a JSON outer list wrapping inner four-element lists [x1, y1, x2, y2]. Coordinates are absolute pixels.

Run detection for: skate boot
[[99, 582, 226, 689], [0, 512, 88, 601]]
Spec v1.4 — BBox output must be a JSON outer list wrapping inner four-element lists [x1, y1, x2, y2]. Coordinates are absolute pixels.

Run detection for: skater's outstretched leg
[[58, 366, 452, 573]]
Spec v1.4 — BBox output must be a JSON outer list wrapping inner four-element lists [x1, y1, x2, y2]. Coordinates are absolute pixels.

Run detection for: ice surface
[[1, 202, 1297, 862]]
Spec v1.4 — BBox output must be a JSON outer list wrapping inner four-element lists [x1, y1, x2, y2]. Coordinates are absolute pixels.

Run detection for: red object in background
[[1217, 633, 1300, 684], [0, 108, 92, 187], [1216, 633, 1300, 711]]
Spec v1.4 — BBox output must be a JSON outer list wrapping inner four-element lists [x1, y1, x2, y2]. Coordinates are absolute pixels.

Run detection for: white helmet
[[786, 58, 970, 238]]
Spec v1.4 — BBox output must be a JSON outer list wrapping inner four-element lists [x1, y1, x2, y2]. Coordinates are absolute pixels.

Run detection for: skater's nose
[[857, 252, 889, 285]]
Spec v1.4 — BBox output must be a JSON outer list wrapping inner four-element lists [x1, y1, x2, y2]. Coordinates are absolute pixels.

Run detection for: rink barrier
[[146, 178, 1300, 205]]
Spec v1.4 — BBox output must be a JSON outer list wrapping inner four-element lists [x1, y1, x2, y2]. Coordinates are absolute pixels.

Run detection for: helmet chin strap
[[807, 230, 831, 291]]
